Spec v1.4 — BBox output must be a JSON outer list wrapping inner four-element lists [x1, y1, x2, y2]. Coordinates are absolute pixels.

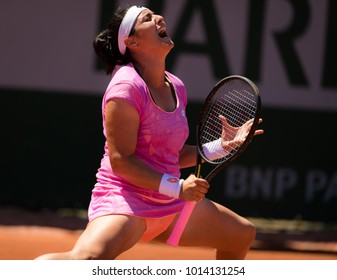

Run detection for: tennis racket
[[167, 75, 261, 247]]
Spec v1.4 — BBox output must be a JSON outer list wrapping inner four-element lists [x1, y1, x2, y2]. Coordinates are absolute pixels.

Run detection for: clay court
[[1, 207, 336, 260]]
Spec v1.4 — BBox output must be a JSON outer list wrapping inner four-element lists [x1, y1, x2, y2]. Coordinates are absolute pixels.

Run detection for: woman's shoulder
[[103, 64, 147, 111], [106, 63, 146, 93], [112, 63, 139, 83]]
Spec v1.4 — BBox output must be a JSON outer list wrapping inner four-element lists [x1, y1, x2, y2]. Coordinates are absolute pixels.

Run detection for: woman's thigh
[[155, 199, 255, 251], [72, 214, 147, 259]]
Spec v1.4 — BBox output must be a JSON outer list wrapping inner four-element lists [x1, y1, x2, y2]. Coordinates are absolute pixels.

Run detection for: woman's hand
[[219, 115, 264, 153], [180, 174, 209, 202]]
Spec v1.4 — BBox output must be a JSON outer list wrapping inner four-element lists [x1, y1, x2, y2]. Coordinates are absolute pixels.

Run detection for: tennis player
[[35, 5, 263, 260]]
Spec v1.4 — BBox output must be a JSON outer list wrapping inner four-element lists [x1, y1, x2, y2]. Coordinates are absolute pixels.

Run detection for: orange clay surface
[[0, 226, 337, 260], [1, 207, 336, 260]]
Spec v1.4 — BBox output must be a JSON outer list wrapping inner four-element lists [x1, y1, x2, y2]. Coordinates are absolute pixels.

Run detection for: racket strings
[[200, 81, 258, 163], [225, 91, 256, 121]]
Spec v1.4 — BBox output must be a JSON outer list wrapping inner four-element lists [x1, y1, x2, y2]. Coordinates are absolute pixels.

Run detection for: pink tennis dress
[[88, 63, 189, 233]]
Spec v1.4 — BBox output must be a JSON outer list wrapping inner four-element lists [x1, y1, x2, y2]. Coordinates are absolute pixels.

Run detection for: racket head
[[196, 75, 261, 171], [167, 75, 261, 247]]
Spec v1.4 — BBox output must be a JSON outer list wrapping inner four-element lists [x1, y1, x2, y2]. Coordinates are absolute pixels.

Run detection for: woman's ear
[[124, 37, 139, 50]]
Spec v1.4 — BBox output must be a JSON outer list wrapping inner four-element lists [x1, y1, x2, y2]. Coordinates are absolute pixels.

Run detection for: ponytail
[[93, 7, 132, 74]]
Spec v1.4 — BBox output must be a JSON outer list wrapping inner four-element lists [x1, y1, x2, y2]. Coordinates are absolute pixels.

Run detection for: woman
[[36, 5, 263, 260]]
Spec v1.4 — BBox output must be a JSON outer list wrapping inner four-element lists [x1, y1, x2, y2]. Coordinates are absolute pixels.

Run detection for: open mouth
[[158, 29, 168, 38]]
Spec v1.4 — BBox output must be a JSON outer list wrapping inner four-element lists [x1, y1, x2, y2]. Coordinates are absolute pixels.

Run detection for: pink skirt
[[88, 185, 183, 242]]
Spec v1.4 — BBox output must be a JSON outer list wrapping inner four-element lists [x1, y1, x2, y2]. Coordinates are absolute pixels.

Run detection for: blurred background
[[1, 0, 336, 252]]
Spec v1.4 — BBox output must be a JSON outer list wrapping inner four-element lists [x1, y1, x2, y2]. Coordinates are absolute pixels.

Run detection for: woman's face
[[129, 9, 174, 55]]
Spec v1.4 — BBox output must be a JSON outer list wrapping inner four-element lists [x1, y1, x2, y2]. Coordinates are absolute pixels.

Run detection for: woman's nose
[[154, 14, 164, 24]]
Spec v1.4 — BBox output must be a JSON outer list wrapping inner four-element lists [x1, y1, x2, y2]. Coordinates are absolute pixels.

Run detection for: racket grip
[[167, 201, 196, 247]]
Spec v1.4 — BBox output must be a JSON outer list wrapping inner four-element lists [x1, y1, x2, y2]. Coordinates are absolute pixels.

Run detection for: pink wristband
[[159, 174, 183, 198]]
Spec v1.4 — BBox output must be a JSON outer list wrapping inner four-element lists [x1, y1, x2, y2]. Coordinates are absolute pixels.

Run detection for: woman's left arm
[[178, 117, 264, 169]]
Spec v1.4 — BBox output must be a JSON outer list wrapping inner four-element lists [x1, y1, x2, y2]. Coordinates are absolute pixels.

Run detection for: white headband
[[118, 6, 147, 55]]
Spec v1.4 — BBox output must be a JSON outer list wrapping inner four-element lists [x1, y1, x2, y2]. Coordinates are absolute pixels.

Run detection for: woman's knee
[[241, 220, 256, 246], [216, 219, 256, 260], [232, 219, 256, 251], [70, 215, 146, 260], [217, 217, 256, 253]]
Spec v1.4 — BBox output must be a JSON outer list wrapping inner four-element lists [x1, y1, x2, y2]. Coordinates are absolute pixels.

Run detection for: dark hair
[[93, 6, 133, 75]]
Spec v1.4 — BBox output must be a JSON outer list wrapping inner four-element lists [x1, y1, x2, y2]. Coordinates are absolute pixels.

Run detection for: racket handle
[[167, 201, 196, 247]]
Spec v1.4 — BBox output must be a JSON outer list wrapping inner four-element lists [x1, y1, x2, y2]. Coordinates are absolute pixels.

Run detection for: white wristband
[[202, 138, 229, 161], [159, 174, 183, 198]]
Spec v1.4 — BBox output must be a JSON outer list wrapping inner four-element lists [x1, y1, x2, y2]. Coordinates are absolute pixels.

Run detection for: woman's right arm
[[105, 98, 163, 191], [105, 98, 209, 201]]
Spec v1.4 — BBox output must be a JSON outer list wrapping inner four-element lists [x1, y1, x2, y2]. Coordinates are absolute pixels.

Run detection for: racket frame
[[167, 75, 261, 247], [197, 75, 261, 181]]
